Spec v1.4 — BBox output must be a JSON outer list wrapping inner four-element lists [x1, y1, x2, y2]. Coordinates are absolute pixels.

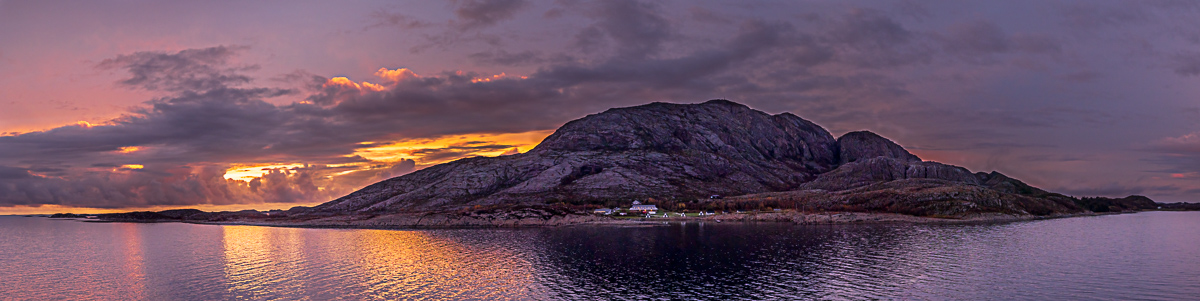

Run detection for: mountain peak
[[836, 131, 921, 164]]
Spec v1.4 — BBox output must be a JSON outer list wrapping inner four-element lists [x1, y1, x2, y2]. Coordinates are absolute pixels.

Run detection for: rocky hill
[[302, 100, 1148, 218]]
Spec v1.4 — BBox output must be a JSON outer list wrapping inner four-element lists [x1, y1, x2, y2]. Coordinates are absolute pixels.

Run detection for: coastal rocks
[[1076, 195, 1158, 212], [799, 157, 979, 191], [48, 213, 87, 218]]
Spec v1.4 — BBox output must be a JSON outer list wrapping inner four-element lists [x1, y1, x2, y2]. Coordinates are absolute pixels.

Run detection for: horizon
[[5, 0, 1200, 214]]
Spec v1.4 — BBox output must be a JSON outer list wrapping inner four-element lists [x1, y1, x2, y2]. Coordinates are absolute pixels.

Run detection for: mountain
[[303, 100, 1142, 218]]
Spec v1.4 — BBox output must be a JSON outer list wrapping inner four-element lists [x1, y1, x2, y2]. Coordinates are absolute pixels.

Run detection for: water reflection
[[343, 230, 538, 300], [218, 227, 541, 300], [222, 225, 308, 300], [2, 212, 1199, 300], [114, 223, 148, 300], [532, 223, 942, 299]]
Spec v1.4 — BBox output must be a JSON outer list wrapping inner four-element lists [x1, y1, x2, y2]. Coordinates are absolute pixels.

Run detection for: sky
[[3, 0, 1200, 214]]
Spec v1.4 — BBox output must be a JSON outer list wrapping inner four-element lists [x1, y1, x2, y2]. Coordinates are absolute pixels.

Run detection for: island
[[77, 100, 1170, 228]]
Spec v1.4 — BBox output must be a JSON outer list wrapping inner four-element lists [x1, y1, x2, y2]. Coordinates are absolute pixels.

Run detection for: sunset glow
[[353, 130, 552, 164], [222, 163, 309, 181]]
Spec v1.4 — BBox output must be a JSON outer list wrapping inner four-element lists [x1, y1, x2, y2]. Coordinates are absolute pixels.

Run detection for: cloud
[[453, 0, 529, 30], [822, 8, 931, 68], [828, 8, 914, 49], [468, 50, 543, 66], [1151, 132, 1200, 153], [1172, 53, 1200, 76], [578, 0, 673, 59], [368, 10, 433, 30], [0, 166, 33, 180], [689, 6, 732, 24], [96, 46, 255, 92], [1058, 2, 1148, 29]]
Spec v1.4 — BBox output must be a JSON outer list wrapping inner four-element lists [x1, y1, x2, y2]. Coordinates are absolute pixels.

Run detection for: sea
[[1, 211, 1198, 300]]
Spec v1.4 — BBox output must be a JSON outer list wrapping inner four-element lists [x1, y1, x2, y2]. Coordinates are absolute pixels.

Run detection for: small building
[[630, 204, 658, 214], [593, 208, 614, 215]]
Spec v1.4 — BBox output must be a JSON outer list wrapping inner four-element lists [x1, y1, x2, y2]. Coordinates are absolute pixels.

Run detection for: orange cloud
[[354, 129, 553, 164], [375, 67, 420, 82], [324, 77, 361, 89], [222, 163, 308, 181], [469, 72, 528, 83], [324, 76, 389, 93]]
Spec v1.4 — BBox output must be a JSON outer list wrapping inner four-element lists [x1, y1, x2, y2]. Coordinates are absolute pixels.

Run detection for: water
[[1, 212, 1198, 300]]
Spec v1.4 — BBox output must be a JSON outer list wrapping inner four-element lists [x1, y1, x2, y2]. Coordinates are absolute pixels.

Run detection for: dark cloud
[[1061, 70, 1101, 82], [941, 21, 1011, 55], [581, 0, 673, 59], [572, 26, 608, 53], [368, 10, 433, 30], [1058, 3, 1148, 29], [829, 8, 914, 49], [96, 46, 255, 92], [1172, 53, 1200, 76], [0, 166, 32, 180], [1149, 132, 1200, 154], [469, 50, 543, 66], [823, 8, 931, 68], [688, 6, 732, 24], [453, 0, 529, 30], [936, 21, 1062, 63]]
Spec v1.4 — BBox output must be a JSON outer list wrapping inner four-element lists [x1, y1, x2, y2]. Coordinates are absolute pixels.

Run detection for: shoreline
[[75, 210, 1128, 230]]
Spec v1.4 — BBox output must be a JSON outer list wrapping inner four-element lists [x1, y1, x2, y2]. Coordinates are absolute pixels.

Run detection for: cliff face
[[307, 100, 1124, 217]]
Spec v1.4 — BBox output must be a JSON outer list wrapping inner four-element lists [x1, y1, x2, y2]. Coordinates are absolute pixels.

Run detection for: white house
[[630, 204, 658, 214], [593, 208, 614, 215]]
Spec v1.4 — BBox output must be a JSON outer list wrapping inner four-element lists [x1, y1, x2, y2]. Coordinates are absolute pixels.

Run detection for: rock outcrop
[[836, 131, 921, 164]]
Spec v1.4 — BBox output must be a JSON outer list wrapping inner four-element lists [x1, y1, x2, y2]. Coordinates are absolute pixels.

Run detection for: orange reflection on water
[[345, 230, 538, 300], [218, 226, 539, 299], [113, 223, 148, 300], [221, 225, 308, 299]]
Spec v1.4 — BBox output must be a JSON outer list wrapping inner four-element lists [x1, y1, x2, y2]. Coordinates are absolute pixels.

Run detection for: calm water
[[1, 212, 1198, 300]]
